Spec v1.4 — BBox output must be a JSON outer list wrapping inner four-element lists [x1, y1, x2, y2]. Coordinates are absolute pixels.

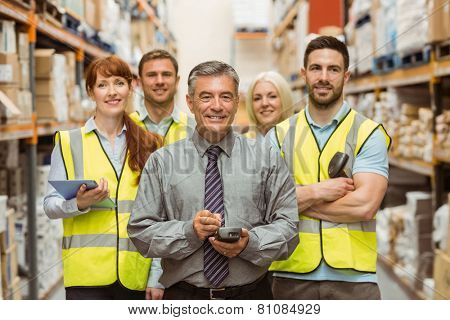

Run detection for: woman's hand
[[76, 178, 110, 210]]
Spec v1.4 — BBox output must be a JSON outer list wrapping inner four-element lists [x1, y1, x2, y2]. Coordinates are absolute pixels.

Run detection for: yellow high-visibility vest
[[56, 128, 151, 290], [129, 110, 192, 145], [270, 108, 391, 273]]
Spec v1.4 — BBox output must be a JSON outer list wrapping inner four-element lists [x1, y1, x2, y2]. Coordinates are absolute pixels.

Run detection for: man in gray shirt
[[128, 61, 299, 300]]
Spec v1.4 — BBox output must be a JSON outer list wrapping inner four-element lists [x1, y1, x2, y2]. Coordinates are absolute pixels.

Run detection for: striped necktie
[[203, 145, 229, 287]]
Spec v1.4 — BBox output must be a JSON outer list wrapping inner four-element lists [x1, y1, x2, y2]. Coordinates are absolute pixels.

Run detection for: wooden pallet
[[62, 11, 81, 36], [436, 39, 450, 60], [9, 0, 33, 10], [399, 47, 431, 68], [372, 53, 399, 74], [36, 0, 64, 28]]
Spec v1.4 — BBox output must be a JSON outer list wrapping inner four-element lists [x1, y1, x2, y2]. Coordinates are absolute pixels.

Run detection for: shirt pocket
[[225, 177, 266, 218], [168, 173, 204, 220]]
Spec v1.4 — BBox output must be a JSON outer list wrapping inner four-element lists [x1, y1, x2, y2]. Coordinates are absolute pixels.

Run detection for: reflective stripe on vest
[[129, 110, 193, 145], [270, 109, 391, 274], [57, 127, 151, 290], [62, 234, 140, 253]]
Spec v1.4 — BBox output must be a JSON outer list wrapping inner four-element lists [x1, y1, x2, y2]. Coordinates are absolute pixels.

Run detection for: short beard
[[307, 84, 343, 110], [143, 90, 176, 110]]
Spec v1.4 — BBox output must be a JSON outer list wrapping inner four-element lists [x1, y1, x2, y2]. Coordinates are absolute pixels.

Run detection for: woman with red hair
[[44, 56, 163, 300]]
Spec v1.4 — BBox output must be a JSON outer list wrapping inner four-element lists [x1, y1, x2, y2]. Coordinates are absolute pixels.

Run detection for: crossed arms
[[296, 173, 388, 223]]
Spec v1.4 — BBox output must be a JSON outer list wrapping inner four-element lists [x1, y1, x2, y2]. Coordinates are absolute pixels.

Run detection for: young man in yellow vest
[[267, 36, 391, 299], [130, 49, 193, 145], [129, 50, 193, 299]]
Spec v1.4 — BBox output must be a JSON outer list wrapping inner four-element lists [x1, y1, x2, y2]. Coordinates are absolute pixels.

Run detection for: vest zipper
[[93, 131, 127, 288]]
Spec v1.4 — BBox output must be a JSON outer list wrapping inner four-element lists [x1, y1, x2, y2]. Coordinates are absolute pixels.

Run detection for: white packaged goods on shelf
[[37, 165, 50, 200], [99, 0, 120, 38], [14, 215, 26, 268], [157, 0, 168, 26], [395, 0, 428, 55], [115, 12, 132, 64], [372, 0, 396, 57], [351, 0, 372, 21], [354, 21, 373, 74], [0, 195, 7, 233], [0, 140, 19, 168], [52, 54, 68, 122], [433, 204, 449, 251], [16, 33, 28, 60], [0, 20, 17, 54], [232, 0, 271, 31], [36, 203, 63, 296], [0, 252, 2, 300], [347, 45, 357, 71], [295, 1, 309, 69], [19, 59, 30, 90], [61, 0, 84, 18], [376, 208, 391, 256]]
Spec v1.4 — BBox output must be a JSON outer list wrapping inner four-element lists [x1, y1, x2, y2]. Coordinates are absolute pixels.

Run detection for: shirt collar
[[191, 128, 236, 158], [136, 98, 181, 124], [84, 116, 127, 135], [305, 101, 350, 128]]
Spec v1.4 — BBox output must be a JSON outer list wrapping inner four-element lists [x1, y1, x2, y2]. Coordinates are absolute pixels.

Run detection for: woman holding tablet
[[43, 56, 162, 300]]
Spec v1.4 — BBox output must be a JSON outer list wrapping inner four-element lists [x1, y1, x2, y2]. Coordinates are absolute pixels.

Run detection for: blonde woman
[[245, 71, 294, 139]]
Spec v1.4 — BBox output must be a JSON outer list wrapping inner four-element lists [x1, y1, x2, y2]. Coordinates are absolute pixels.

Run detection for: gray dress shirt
[[43, 116, 163, 288], [128, 129, 299, 288]]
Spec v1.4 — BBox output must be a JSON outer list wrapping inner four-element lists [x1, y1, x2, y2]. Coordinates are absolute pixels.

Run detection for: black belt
[[172, 275, 266, 300]]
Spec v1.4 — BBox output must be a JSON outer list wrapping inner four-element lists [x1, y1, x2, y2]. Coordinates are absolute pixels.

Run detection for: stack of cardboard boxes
[[377, 191, 434, 292], [433, 194, 450, 299], [35, 49, 69, 122], [0, 208, 20, 300], [346, 0, 450, 75], [436, 111, 450, 152], [428, 0, 450, 44], [0, 140, 25, 213], [396, 104, 434, 162], [0, 20, 31, 124]]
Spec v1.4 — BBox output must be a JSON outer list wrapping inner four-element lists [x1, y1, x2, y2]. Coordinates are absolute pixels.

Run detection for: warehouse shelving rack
[[344, 49, 450, 300], [0, 0, 175, 299]]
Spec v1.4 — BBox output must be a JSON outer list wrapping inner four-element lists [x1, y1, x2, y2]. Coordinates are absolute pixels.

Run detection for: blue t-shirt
[[267, 101, 389, 283]]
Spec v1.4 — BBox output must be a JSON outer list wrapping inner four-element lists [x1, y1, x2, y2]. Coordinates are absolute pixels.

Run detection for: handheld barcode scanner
[[328, 152, 350, 178]]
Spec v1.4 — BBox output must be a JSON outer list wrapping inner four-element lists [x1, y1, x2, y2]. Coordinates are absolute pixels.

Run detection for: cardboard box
[[84, 0, 97, 29], [0, 195, 6, 233], [7, 168, 22, 198], [18, 59, 29, 90], [0, 140, 19, 169], [0, 84, 20, 124], [84, 0, 105, 31], [35, 79, 54, 96], [34, 49, 55, 79], [428, 0, 450, 43], [35, 96, 57, 120], [0, 84, 19, 107], [16, 33, 28, 60], [0, 53, 20, 84], [0, 169, 7, 195], [0, 20, 16, 53], [17, 90, 32, 122], [433, 250, 450, 299], [36, 165, 50, 199]]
